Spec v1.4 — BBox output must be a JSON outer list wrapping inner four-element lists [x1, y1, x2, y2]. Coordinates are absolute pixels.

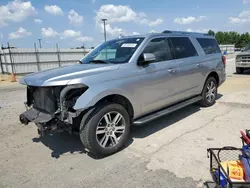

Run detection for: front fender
[[73, 87, 136, 112]]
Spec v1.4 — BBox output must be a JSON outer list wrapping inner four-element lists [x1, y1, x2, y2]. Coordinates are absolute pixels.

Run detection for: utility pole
[[38, 39, 42, 48], [101, 19, 107, 42]]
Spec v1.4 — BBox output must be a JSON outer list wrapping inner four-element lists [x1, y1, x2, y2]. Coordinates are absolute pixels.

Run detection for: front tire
[[80, 102, 130, 156], [199, 77, 218, 107], [236, 67, 244, 74]]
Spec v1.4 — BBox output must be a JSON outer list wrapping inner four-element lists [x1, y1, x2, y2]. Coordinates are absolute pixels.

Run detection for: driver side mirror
[[138, 53, 156, 66]]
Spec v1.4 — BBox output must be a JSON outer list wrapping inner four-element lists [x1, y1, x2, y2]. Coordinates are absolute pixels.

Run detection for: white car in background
[[236, 44, 250, 74]]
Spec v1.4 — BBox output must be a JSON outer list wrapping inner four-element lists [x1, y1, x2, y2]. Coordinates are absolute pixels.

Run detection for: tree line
[[207, 30, 250, 48]]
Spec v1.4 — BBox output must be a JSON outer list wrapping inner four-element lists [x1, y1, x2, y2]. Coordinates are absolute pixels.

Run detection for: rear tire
[[79, 102, 130, 156], [199, 77, 218, 107], [236, 67, 244, 74]]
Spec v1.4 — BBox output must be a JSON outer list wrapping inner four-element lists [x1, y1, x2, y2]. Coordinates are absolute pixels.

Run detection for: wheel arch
[[205, 71, 219, 85], [74, 88, 135, 120], [95, 94, 134, 120]]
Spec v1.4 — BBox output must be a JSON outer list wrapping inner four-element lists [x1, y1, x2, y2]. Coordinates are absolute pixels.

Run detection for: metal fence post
[[0, 49, 4, 74], [56, 43, 61, 67], [3, 48, 8, 73], [7, 42, 15, 74], [34, 43, 41, 71]]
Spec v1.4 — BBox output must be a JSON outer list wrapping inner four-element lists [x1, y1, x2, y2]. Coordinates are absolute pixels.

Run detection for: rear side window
[[196, 38, 221, 55], [168, 37, 198, 59]]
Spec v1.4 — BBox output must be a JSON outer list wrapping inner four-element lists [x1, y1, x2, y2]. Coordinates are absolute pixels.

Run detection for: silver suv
[[19, 31, 226, 156]]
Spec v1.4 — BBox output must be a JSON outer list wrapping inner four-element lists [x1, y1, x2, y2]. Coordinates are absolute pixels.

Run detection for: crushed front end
[[19, 85, 88, 136]]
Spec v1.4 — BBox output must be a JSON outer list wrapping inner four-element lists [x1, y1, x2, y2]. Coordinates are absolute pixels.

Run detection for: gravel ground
[[1, 57, 250, 188]]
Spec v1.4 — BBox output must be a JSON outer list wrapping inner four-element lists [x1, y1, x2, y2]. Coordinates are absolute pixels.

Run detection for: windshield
[[245, 44, 250, 51], [80, 37, 144, 64]]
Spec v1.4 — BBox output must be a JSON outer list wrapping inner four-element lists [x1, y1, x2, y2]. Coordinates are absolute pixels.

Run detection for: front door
[[135, 37, 183, 116]]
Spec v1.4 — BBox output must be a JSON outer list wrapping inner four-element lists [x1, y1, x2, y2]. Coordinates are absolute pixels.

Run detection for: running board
[[133, 96, 202, 125]]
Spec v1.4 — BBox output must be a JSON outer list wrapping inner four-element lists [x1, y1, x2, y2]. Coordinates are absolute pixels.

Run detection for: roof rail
[[162, 30, 209, 36]]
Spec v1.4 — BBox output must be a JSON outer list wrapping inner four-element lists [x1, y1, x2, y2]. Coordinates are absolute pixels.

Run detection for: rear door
[[167, 37, 204, 99]]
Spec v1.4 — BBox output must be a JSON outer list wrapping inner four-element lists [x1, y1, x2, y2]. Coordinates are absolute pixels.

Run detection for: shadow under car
[[32, 94, 223, 159]]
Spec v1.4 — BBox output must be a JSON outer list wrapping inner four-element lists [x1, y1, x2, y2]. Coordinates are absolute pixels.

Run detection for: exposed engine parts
[[19, 84, 88, 136]]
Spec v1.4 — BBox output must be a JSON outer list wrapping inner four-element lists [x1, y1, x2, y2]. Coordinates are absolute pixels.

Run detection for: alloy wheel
[[96, 111, 126, 148], [206, 81, 216, 103]]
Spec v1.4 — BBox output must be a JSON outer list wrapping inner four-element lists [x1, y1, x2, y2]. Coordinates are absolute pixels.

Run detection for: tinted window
[[197, 38, 221, 55], [168, 37, 198, 59], [142, 38, 172, 63]]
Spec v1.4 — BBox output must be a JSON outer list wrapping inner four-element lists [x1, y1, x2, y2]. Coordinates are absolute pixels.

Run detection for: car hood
[[237, 51, 250, 56], [19, 64, 120, 86]]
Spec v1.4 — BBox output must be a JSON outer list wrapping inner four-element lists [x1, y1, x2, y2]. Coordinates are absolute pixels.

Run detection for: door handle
[[168, 68, 176, 73], [197, 63, 203, 68]]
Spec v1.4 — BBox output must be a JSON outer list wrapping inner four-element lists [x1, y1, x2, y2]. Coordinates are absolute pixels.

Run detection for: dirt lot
[[0, 58, 250, 188]]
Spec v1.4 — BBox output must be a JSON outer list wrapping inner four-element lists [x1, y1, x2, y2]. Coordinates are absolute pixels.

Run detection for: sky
[[0, 0, 250, 48]]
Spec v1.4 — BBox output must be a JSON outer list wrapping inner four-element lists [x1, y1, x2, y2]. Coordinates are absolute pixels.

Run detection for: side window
[[141, 38, 172, 63], [168, 37, 198, 59], [197, 38, 221, 55]]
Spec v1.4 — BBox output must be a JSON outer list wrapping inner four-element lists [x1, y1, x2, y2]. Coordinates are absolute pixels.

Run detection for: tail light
[[222, 55, 226, 66]]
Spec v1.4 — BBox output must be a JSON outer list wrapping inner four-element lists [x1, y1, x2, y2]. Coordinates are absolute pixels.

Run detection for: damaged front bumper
[[19, 108, 79, 136], [20, 108, 54, 125], [19, 84, 88, 136]]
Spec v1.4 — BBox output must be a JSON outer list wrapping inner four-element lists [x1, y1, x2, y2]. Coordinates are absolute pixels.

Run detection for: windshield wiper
[[89, 60, 111, 64]]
